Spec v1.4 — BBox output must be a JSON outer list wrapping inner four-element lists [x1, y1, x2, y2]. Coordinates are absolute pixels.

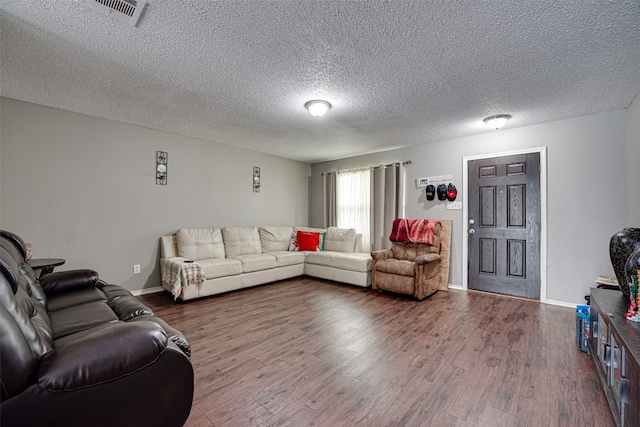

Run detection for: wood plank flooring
[[138, 277, 614, 427]]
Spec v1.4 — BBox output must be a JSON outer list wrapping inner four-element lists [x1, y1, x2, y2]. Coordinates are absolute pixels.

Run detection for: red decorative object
[[389, 218, 440, 245], [296, 231, 320, 251]]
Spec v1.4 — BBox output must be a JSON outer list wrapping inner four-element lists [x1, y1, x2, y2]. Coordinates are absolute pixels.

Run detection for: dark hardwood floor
[[138, 277, 613, 427]]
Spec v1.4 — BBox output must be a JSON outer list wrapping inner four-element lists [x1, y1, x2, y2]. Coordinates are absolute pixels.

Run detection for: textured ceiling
[[1, 1, 639, 163]]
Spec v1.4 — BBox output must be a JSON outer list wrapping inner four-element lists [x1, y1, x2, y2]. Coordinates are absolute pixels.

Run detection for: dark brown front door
[[468, 152, 541, 299]]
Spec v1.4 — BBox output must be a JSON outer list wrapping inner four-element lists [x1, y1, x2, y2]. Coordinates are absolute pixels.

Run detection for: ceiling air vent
[[78, 0, 147, 27]]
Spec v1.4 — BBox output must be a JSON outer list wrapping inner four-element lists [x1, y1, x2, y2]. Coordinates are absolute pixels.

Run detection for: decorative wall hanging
[[253, 166, 260, 192], [156, 151, 167, 185]]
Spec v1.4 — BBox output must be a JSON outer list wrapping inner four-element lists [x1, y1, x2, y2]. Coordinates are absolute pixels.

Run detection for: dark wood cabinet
[[589, 288, 640, 427]]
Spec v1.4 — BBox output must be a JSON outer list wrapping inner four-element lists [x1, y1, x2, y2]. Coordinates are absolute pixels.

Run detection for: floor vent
[[77, 0, 146, 27]]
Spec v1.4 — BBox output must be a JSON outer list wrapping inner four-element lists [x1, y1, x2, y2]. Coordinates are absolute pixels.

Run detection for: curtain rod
[[326, 161, 410, 174], [337, 166, 370, 173]]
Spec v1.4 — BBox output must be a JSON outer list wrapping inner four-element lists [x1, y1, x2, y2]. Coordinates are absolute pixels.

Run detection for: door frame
[[461, 147, 548, 302]]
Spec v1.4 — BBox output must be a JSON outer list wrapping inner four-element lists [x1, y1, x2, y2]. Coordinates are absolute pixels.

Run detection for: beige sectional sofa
[[160, 226, 372, 301]]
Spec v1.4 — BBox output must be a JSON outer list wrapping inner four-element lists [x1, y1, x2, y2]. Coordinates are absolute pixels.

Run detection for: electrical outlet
[[133, 264, 141, 274], [447, 201, 462, 210]]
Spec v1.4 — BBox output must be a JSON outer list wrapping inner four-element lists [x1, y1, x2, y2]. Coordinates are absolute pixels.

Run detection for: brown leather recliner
[[0, 230, 194, 427], [371, 220, 452, 300]]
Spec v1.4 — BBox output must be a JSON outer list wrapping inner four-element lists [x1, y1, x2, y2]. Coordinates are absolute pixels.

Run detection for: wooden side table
[[28, 258, 66, 277]]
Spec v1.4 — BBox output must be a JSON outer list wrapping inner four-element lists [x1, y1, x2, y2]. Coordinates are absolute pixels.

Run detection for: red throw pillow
[[297, 231, 320, 251]]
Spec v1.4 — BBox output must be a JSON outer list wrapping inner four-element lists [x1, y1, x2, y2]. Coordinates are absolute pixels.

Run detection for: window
[[337, 168, 370, 251]]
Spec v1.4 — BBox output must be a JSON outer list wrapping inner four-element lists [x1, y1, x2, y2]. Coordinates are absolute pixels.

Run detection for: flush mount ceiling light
[[304, 100, 332, 117], [483, 114, 512, 130]]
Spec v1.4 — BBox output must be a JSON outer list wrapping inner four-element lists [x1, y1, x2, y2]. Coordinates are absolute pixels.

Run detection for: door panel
[[468, 152, 541, 299]]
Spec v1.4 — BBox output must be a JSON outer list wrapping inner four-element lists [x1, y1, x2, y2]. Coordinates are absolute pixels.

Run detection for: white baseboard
[[448, 284, 579, 308], [544, 299, 579, 309], [131, 282, 580, 308], [131, 286, 164, 296]]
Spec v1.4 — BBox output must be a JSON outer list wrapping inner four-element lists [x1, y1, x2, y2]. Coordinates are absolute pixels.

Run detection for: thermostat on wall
[[415, 177, 429, 188]]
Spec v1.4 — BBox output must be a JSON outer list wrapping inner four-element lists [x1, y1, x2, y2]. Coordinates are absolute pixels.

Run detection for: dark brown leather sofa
[[0, 230, 194, 427]]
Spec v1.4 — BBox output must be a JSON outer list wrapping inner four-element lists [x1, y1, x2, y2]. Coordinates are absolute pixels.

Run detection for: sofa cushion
[[176, 228, 225, 261], [295, 226, 327, 237], [324, 227, 357, 253], [390, 242, 438, 262], [259, 226, 294, 252], [227, 254, 276, 273], [19, 263, 46, 306], [49, 301, 119, 339], [374, 259, 415, 277], [269, 251, 305, 267], [223, 227, 262, 257], [305, 251, 372, 272], [46, 288, 107, 312], [196, 258, 242, 279]]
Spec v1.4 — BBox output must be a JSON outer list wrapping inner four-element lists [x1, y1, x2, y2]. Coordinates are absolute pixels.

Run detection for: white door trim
[[462, 147, 548, 303]]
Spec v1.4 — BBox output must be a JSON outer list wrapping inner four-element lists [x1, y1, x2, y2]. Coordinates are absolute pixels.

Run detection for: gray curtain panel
[[370, 163, 403, 251], [322, 171, 337, 228]]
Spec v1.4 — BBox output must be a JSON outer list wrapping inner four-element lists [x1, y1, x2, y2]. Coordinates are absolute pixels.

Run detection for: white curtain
[[337, 168, 371, 251], [322, 171, 337, 228], [370, 162, 404, 251]]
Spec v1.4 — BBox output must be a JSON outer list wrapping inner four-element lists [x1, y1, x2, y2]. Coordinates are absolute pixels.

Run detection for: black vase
[[609, 227, 640, 297]]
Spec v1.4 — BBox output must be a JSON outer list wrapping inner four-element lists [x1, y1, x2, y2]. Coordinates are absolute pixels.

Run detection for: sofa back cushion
[[389, 223, 441, 261], [160, 235, 178, 258], [176, 228, 225, 261], [259, 226, 294, 252], [0, 300, 38, 400], [0, 248, 53, 361], [324, 227, 357, 253], [223, 227, 262, 257], [390, 242, 436, 261]]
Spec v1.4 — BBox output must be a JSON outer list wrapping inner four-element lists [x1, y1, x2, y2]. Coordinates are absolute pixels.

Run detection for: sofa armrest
[[40, 269, 100, 296], [160, 257, 205, 300], [354, 234, 363, 252], [108, 295, 154, 320], [371, 249, 393, 262], [415, 253, 441, 266], [129, 315, 191, 358], [37, 321, 167, 391]]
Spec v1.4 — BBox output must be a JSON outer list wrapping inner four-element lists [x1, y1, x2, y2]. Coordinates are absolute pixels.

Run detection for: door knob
[[469, 219, 475, 224], [469, 229, 475, 234]]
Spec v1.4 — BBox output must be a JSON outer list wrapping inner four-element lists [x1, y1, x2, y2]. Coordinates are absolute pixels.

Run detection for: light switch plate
[[447, 201, 462, 210]]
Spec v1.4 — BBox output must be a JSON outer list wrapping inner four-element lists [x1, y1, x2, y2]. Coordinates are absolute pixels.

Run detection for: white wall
[[310, 110, 629, 305], [2, 96, 633, 303], [0, 97, 310, 292], [628, 93, 640, 228]]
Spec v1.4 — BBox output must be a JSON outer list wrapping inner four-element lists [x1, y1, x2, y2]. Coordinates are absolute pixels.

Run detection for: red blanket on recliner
[[389, 218, 440, 245]]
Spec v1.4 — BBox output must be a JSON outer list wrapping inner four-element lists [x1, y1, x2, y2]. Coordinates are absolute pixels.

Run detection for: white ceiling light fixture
[[305, 100, 332, 117], [483, 114, 512, 130]]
